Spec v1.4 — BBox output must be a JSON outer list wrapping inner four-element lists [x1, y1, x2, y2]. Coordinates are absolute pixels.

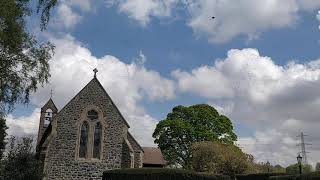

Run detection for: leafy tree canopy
[[0, 0, 54, 113], [191, 141, 248, 177], [0, 0, 54, 158], [246, 162, 286, 174], [153, 104, 237, 168], [37, 0, 57, 30]]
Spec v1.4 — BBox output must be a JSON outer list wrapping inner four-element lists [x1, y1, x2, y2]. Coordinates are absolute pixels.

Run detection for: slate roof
[[142, 147, 166, 165]]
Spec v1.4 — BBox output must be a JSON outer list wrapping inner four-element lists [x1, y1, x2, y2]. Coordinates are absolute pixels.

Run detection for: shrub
[[0, 136, 42, 180], [191, 141, 249, 177], [269, 175, 298, 180], [286, 164, 312, 174], [236, 173, 287, 180], [269, 171, 320, 180], [103, 168, 231, 180]]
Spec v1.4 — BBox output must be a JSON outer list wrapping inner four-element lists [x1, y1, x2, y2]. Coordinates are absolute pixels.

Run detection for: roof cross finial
[[93, 68, 98, 78]]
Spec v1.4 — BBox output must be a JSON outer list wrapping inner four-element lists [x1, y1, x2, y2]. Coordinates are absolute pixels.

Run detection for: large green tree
[[0, 0, 54, 158], [153, 104, 237, 168]]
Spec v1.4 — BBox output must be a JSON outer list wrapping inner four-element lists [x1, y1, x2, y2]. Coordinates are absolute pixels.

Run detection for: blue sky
[[7, 0, 320, 166]]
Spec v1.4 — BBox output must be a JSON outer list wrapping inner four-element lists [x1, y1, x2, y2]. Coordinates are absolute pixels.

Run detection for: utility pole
[[297, 132, 311, 165], [50, 89, 53, 99]]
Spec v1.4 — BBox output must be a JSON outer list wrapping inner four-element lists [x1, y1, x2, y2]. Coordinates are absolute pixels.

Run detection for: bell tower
[[37, 98, 58, 145]]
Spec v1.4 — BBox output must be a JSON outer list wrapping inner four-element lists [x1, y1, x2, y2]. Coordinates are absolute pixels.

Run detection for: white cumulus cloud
[[107, 0, 179, 26], [62, 0, 93, 12], [107, 0, 320, 42], [173, 48, 320, 166], [317, 10, 320, 30], [6, 109, 41, 138], [49, 0, 98, 30], [52, 4, 83, 30], [186, 0, 301, 43], [297, 0, 320, 11]]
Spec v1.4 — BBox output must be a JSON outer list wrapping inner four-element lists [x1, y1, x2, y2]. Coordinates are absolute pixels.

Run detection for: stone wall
[[43, 78, 130, 180], [121, 140, 131, 168], [128, 133, 143, 168]]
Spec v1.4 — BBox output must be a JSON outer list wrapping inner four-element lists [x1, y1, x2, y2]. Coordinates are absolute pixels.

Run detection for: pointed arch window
[[79, 122, 89, 158], [93, 122, 102, 159]]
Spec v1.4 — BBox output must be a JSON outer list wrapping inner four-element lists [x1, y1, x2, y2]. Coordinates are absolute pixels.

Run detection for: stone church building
[[36, 70, 166, 179]]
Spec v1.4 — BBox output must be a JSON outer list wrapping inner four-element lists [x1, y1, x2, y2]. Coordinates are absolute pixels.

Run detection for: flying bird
[[212, 16, 215, 19]]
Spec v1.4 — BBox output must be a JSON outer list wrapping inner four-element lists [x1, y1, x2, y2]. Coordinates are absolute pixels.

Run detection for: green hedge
[[269, 171, 320, 180], [269, 175, 298, 180], [103, 168, 231, 180], [103, 169, 320, 180], [236, 173, 288, 180], [235, 172, 320, 180]]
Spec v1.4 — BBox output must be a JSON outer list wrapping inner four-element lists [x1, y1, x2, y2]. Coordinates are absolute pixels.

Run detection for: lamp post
[[266, 161, 270, 173], [297, 154, 302, 175]]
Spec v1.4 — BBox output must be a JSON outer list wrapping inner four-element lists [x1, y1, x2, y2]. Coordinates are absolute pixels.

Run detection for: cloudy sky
[[7, 0, 320, 167]]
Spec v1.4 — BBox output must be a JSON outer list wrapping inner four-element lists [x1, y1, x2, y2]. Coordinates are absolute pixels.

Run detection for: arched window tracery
[[93, 122, 102, 159], [79, 121, 89, 158], [87, 110, 98, 120]]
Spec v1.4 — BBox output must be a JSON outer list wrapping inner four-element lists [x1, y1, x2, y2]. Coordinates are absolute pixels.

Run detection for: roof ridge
[[41, 98, 58, 112], [93, 77, 130, 128], [54, 78, 96, 116], [128, 131, 144, 152]]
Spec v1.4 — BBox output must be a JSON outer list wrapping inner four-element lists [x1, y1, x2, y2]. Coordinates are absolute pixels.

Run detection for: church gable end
[[57, 77, 129, 127], [43, 77, 133, 179]]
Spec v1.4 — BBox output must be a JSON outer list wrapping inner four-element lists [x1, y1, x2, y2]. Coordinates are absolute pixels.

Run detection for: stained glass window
[[93, 122, 102, 159], [79, 122, 89, 158]]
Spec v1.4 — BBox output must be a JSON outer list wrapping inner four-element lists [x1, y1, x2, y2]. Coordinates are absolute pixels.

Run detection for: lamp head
[[297, 154, 302, 164]]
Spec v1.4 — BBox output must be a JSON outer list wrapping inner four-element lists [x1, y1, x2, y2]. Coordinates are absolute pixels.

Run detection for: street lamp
[[266, 161, 271, 173], [297, 154, 302, 175]]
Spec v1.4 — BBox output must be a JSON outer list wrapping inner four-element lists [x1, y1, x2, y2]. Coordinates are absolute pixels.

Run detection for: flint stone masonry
[[128, 133, 144, 168], [121, 140, 132, 168], [38, 77, 143, 180]]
